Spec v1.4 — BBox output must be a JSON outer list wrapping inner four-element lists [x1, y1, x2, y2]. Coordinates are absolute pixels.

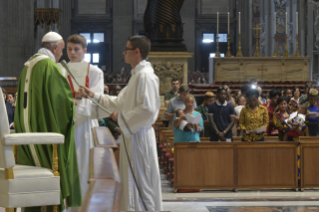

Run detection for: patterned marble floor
[[161, 171, 319, 212]]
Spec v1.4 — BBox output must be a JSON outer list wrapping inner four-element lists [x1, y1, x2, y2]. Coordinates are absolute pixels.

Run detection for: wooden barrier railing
[[174, 142, 298, 191]]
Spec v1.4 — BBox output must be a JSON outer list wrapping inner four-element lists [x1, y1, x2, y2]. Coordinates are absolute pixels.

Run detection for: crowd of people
[[163, 79, 319, 142]]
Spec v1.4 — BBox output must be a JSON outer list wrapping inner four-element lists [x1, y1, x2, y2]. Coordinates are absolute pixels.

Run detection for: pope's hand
[[79, 86, 95, 98], [110, 112, 119, 122]]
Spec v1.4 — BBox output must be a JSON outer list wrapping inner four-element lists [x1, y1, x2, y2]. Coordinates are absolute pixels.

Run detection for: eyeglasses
[[124, 47, 136, 52]]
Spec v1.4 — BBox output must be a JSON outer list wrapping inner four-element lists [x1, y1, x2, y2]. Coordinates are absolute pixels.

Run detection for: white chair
[[0, 88, 63, 212]]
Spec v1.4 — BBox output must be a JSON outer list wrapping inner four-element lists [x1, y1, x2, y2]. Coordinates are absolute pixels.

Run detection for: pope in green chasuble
[[14, 54, 82, 212]]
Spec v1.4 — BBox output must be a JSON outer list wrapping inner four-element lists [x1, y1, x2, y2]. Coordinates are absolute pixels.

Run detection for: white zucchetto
[[42, 32, 63, 42]]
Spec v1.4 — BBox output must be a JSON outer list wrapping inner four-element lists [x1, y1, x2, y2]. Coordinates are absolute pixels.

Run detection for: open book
[[185, 113, 202, 124], [58, 62, 90, 90]]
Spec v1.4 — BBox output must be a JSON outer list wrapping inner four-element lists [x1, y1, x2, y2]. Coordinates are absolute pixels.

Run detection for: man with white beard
[[79, 35, 162, 211]]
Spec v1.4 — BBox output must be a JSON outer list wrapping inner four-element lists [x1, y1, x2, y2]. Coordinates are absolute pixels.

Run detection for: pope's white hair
[[41, 39, 62, 50]]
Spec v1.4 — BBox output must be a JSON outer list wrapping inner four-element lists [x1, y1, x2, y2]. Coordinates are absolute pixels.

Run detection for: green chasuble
[[14, 55, 82, 211]]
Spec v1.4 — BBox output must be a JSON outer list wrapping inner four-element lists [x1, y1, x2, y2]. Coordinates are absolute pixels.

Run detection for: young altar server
[[66, 34, 104, 208], [79, 35, 162, 211], [14, 32, 82, 212]]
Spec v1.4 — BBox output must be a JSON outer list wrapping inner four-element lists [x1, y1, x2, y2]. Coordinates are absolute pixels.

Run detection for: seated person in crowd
[[195, 91, 215, 137], [305, 88, 319, 136], [266, 89, 281, 136], [234, 95, 246, 136], [166, 85, 197, 129], [173, 94, 203, 142], [239, 89, 268, 142], [2, 88, 14, 129], [208, 87, 235, 142], [7, 92, 15, 104], [164, 78, 180, 107], [273, 97, 306, 141], [175, 109, 201, 133], [104, 84, 109, 94]]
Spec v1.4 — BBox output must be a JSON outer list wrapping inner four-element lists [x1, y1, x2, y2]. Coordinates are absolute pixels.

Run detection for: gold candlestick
[[216, 36, 221, 57], [283, 35, 289, 57], [294, 34, 300, 57], [272, 34, 278, 57], [236, 35, 243, 57], [253, 24, 261, 57], [226, 36, 231, 57]]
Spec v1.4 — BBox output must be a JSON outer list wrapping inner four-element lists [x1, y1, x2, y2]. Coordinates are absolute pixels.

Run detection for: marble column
[[0, 0, 34, 77], [59, 0, 72, 62], [307, 0, 313, 79], [180, 0, 195, 72], [112, 0, 133, 72]]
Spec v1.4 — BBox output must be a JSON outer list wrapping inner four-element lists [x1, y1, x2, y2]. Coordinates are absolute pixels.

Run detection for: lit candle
[[217, 12, 219, 35], [274, 12, 277, 35], [239, 12, 241, 34], [296, 12, 298, 34], [228, 12, 230, 34], [286, 13, 288, 35]]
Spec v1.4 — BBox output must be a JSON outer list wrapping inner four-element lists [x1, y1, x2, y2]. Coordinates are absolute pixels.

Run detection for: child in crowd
[[234, 95, 246, 136], [286, 105, 307, 137]]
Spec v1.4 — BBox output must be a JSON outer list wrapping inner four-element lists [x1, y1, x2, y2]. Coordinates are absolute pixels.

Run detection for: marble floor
[[161, 171, 319, 212]]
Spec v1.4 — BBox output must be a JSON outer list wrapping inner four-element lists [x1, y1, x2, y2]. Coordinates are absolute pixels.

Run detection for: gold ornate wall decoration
[[34, 8, 62, 30], [153, 61, 184, 94]]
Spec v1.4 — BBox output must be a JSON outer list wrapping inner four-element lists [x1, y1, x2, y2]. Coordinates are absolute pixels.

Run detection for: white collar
[[216, 100, 227, 106], [131, 60, 152, 75], [38, 48, 56, 63]]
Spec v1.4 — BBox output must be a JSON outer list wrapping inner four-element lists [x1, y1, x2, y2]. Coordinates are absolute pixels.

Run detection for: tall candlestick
[[274, 12, 277, 35], [228, 12, 230, 34], [286, 13, 288, 35], [296, 12, 298, 34], [217, 12, 219, 35], [239, 12, 241, 34]]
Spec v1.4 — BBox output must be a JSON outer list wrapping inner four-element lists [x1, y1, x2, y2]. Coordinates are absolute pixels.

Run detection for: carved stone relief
[[153, 61, 184, 94]]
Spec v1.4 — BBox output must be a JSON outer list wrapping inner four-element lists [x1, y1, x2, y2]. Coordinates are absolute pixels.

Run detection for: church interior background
[[3, 0, 319, 211]]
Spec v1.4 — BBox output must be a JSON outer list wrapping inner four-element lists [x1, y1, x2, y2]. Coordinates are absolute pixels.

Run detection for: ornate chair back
[[0, 87, 15, 169]]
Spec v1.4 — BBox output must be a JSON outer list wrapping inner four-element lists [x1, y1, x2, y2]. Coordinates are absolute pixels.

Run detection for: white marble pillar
[[307, 0, 314, 79]]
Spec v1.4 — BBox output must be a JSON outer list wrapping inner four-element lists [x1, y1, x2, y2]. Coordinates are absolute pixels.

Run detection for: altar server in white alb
[[79, 35, 162, 211], [66, 34, 104, 209]]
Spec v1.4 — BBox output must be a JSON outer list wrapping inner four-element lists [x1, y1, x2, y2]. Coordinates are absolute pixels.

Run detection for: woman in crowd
[[305, 88, 319, 136], [234, 95, 246, 136], [239, 89, 268, 142], [284, 89, 293, 99], [289, 87, 301, 112], [266, 89, 281, 136], [173, 94, 204, 142], [273, 97, 306, 141]]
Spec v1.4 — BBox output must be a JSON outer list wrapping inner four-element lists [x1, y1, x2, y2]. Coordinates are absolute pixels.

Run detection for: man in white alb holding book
[[66, 34, 104, 211]]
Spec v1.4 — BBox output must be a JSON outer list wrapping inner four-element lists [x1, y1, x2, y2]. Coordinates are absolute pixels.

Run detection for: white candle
[[228, 12, 230, 35], [286, 13, 288, 35], [296, 12, 298, 34], [239, 12, 241, 34], [274, 12, 277, 35], [217, 12, 219, 35]]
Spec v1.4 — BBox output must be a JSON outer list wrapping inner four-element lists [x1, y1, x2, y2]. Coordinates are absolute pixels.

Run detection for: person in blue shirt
[[305, 88, 319, 136], [173, 94, 204, 142], [208, 86, 235, 141]]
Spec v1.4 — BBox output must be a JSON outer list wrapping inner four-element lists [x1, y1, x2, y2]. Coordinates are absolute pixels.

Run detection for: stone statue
[[144, 0, 187, 51], [153, 61, 184, 94], [308, 0, 319, 49]]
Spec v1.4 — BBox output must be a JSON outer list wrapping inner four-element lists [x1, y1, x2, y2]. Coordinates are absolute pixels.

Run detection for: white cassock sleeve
[[94, 73, 160, 137]]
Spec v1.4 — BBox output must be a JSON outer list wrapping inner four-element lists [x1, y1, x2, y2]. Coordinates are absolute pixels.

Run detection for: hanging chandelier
[[34, 8, 62, 30]]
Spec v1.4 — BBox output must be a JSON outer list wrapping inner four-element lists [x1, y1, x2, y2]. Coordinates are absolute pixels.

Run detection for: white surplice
[[71, 62, 104, 206], [94, 60, 163, 211]]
